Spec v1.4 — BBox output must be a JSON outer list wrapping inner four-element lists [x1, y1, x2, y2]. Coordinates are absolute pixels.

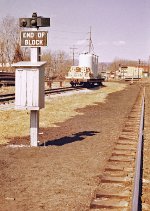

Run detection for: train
[[65, 52, 104, 87]]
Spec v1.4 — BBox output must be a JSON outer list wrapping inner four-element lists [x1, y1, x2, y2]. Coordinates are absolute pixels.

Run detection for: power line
[[48, 27, 96, 55], [87, 26, 95, 54], [50, 29, 86, 34], [70, 46, 78, 65]]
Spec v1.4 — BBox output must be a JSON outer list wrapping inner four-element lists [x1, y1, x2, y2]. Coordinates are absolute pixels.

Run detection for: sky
[[0, 0, 150, 62]]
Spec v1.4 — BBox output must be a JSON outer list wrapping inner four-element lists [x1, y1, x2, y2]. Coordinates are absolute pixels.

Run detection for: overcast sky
[[0, 0, 150, 62]]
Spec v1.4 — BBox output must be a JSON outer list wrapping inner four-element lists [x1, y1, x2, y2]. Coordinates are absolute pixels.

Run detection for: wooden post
[[47, 81, 52, 88], [30, 28, 40, 147]]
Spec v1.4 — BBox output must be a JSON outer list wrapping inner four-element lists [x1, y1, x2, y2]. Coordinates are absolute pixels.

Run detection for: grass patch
[[0, 82, 126, 144]]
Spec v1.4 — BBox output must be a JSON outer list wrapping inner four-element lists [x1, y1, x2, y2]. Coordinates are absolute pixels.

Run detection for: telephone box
[[12, 61, 46, 110]]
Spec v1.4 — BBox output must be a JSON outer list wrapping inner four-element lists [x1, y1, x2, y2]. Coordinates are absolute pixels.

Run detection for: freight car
[[66, 52, 104, 87]]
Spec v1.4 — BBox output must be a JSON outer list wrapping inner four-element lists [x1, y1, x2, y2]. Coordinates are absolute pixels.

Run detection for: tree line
[[0, 16, 147, 78], [0, 16, 72, 79]]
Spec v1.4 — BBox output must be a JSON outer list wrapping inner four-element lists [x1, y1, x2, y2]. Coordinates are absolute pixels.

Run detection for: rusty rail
[[0, 86, 85, 104], [132, 88, 145, 211], [90, 88, 145, 210]]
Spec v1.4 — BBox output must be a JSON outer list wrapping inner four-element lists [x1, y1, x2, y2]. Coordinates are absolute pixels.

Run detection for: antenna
[[89, 26, 92, 53], [88, 26, 94, 53]]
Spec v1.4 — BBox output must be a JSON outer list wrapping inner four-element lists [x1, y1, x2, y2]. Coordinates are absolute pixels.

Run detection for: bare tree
[[42, 50, 54, 78], [108, 58, 139, 74], [0, 16, 31, 71], [42, 50, 72, 79], [0, 40, 5, 70], [13, 43, 24, 63], [0, 15, 72, 76], [0, 16, 19, 67]]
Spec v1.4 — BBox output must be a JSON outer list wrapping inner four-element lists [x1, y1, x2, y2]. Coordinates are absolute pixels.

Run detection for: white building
[[118, 66, 143, 79]]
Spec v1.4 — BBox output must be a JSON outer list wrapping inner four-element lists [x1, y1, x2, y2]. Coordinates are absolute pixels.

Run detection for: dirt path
[[0, 82, 141, 211]]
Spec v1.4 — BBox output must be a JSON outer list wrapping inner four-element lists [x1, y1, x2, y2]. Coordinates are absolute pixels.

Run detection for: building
[[117, 65, 147, 80]]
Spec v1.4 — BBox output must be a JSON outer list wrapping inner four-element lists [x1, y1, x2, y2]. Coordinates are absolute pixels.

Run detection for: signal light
[[31, 12, 37, 27], [19, 18, 31, 27], [30, 19, 37, 27], [19, 13, 50, 28], [20, 19, 27, 27]]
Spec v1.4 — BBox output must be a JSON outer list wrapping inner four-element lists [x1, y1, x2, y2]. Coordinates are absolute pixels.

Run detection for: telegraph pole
[[70, 46, 77, 65], [138, 59, 141, 80], [148, 56, 150, 77]]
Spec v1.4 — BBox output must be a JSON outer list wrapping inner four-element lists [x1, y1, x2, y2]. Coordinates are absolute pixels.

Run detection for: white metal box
[[12, 61, 46, 110]]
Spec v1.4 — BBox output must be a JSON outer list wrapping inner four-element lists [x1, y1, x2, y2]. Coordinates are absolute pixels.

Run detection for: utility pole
[[148, 56, 150, 77], [138, 59, 140, 80], [70, 46, 77, 65]]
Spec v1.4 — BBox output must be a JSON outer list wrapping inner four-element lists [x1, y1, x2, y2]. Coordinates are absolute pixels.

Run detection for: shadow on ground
[[40, 131, 100, 146]]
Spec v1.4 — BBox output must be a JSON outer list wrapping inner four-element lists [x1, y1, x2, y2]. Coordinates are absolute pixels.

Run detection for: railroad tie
[[90, 88, 145, 210]]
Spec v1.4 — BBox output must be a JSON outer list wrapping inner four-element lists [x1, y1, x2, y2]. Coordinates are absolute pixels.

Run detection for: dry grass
[[0, 82, 127, 144], [0, 86, 15, 94]]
